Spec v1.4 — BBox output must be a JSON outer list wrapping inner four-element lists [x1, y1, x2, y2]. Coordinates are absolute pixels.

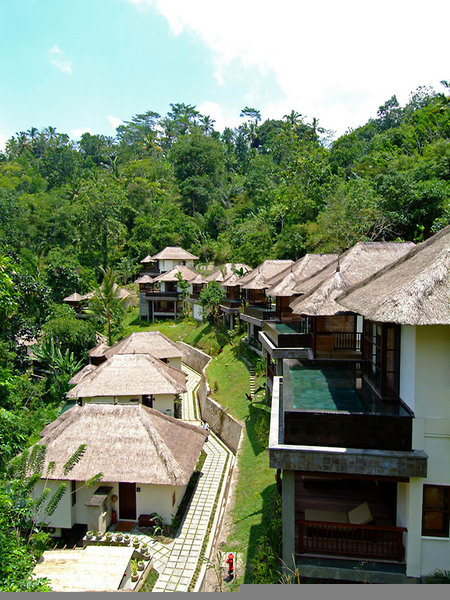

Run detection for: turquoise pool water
[[289, 364, 365, 412], [273, 322, 306, 334]]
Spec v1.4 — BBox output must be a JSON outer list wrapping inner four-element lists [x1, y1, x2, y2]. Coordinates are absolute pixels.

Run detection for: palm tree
[[200, 115, 216, 136], [283, 110, 303, 127], [88, 267, 126, 345]]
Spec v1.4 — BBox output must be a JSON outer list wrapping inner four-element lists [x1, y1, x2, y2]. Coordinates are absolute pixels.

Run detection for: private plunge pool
[[287, 361, 364, 413]]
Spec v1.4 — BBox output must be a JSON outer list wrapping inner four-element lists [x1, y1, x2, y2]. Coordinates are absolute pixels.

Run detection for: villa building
[[218, 265, 251, 330], [32, 404, 207, 534], [268, 228, 449, 582], [238, 259, 293, 353], [67, 353, 187, 417], [135, 246, 200, 322]]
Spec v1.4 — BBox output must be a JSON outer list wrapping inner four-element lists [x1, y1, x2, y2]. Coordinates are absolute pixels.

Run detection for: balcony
[[219, 298, 242, 313], [145, 290, 180, 301], [240, 303, 278, 326], [260, 321, 311, 360], [269, 372, 428, 479], [294, 474, 406, 563], [284, 361, 413, 451]]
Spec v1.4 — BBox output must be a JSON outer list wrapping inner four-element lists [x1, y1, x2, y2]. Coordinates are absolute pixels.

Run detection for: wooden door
[[119, 482, 136, 520]]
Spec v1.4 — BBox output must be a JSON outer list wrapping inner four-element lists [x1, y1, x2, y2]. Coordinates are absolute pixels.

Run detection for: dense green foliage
[[1, 89, 448, 275]]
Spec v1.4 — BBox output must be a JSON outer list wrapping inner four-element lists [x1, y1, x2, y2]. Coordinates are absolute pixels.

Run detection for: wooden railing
[[296, 520, 406, 562], [333, 332, 361, 350]]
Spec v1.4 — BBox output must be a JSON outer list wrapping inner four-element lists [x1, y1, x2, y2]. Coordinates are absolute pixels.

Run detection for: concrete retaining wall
[[177, 342, 242, 454], [176, 341, 211, 373]]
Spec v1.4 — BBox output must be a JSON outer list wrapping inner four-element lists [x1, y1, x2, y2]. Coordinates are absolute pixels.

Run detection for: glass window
[[363, 320, 400, 397], [422, 485, 449, 537]]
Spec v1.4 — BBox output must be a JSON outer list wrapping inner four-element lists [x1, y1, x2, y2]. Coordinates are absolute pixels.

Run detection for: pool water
[[289, 364, 365, 412]]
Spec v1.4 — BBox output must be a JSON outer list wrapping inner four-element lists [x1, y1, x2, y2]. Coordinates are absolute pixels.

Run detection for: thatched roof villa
[[32, 404, 207, 530], [37, 404, 206, 486], [67, 353, 186, 417]]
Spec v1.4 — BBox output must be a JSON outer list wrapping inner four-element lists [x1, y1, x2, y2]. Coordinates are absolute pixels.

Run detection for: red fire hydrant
[[225, 553, 234, 579]]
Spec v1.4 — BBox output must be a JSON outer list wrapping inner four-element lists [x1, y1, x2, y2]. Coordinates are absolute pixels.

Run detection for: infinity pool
[[288, 363, 365, 412]]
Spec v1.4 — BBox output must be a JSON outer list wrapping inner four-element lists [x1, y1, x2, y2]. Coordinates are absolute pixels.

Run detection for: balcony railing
[[219, 299, 242, 309], [297, 520, 406, 562], [243, 305, 277, 320], [145, 291, 179, 298], [334, 332, 362, 351], [263, 321, 311, 348]]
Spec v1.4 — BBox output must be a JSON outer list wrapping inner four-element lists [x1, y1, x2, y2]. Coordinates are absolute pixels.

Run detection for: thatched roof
[[290, 241, 415, 316], [239, 260, 294, 290], [67, 353, 186, 399], [337, 226, 450, 325], [89, 341, 110, 358], [205, 263, 251, 283], [135, 274, 154, 284], [104, 331, 186, 361], [35, 404, 207, 485], [189, 272, 207, 285], [63, 292, 85, 302], [266, 254, 338, 297], [140, 254, 156, 264], [148, 246, 199, 261], [68, 364, 98, 385], [153, 265, 200, 283]]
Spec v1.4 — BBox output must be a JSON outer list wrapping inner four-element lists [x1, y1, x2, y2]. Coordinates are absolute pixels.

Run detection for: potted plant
[[133, 537, 140, 548], [105, 531, 113, 543], [115, 532, 123, 542], [130, 559, 138, 582], [85, 530, 94, 540], [95, 531, 103, 541], [141, 542, 147, 551], [137, 560, 145, 572], [123, 534, 131, 545]]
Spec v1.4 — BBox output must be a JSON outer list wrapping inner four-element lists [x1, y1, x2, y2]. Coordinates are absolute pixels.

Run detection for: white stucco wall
[[34, 479, 187, 530], [159, 259, 194, 272], [193, 302, 204, 322], [167, 357, 182, 370], [400, 325, 450, 578], [33, 479, 74, 530], [136, 484, 187, 524]]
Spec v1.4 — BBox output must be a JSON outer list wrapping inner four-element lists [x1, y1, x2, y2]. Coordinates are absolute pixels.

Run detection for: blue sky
[[1, 0, 448, 149]]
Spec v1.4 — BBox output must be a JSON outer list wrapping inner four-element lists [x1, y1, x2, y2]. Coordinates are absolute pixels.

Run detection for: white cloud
[[126, 0, 449, 137], [108, 115, 123, 130], [196, 101, 241, 133], [71, 127, 93, 139], [0, 133, 9, 152], [48, 45, 72, 74]]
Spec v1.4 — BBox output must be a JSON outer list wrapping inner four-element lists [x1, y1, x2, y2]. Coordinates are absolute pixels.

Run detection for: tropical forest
[[0, 82, 449, 590]]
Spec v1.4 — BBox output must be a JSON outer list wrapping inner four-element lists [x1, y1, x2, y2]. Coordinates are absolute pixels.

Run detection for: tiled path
[[134, 365, 233, 592]]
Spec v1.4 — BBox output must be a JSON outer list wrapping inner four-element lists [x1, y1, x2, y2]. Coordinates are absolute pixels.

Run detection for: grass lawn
[[206, 343, 277, 585]]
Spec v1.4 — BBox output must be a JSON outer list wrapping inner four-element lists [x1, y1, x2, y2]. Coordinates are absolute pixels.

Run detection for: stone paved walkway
[[134, 364, 233, 592]]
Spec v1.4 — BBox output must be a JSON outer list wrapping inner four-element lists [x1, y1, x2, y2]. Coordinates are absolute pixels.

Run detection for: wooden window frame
[[362, 320, 400, 398], [422, 484, 450, 537]]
